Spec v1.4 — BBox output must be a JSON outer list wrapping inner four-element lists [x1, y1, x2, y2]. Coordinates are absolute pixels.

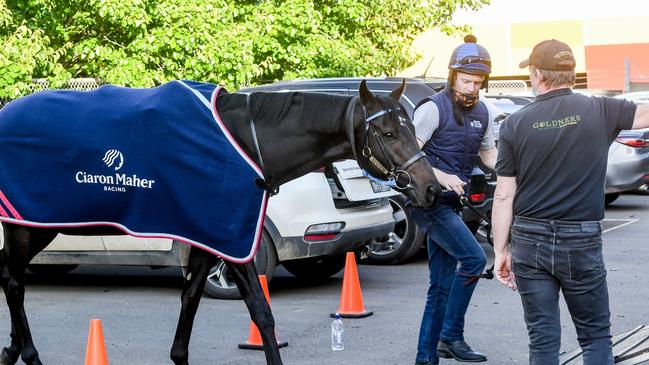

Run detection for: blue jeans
[[413, 203, 487, 363], [511, 216, 613, 365]]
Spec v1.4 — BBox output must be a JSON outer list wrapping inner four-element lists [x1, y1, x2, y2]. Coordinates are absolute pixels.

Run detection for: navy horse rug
[[0, 81, 267, 262]]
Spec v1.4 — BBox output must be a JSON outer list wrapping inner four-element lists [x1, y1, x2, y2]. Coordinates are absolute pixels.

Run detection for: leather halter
[[345, 97, 426, 191], [247, 94, 280, 196]]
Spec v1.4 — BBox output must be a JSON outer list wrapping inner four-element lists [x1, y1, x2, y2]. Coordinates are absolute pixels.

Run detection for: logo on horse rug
[[102, 149, 124, 170], [0, 80, 267, 262]]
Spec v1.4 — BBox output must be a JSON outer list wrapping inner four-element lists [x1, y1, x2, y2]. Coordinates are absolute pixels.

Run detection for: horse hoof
[[0, 348, 16, 365]]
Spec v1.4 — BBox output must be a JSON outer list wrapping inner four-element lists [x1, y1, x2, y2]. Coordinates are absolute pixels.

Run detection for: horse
[[0, 79, 441, 365]]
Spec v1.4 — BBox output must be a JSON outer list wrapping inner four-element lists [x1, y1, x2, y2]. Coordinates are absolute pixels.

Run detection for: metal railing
[[1, 78, 103, 109], [487, 80, 528, 95], [31, 78, 102, 92]]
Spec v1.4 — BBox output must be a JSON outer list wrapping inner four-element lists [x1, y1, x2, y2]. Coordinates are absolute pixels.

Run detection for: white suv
[[19, 159, 396, 298]]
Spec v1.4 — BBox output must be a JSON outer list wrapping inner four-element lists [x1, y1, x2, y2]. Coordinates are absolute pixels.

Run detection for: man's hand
[[494, 250, 516, 291], [492, 175, 517, 290], [433, 168, 466, 195]]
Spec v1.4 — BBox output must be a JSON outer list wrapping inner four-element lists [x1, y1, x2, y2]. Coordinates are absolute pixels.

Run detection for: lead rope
[[459, 195, 494, 279]]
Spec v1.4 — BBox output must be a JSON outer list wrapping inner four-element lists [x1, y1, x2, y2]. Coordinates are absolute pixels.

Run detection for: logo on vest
[[102, 149, 124, 171], [74, 150, 156, 193], [470, 120, 483, 129]]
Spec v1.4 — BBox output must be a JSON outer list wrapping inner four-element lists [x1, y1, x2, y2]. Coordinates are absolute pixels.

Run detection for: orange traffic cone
[[238, 275, 288, 350], [84, 319, 109, 365], [331, 252, 373, 318]]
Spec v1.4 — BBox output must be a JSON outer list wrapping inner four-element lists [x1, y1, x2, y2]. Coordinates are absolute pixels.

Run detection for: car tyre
[[365, 194, 425, 265], [605, 193, 620, 206], [202, 229, 277, 299], [283, 254, 347, 280]]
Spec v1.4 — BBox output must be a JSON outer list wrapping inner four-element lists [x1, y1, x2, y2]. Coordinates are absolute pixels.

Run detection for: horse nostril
[[427, 185, 439, 205]]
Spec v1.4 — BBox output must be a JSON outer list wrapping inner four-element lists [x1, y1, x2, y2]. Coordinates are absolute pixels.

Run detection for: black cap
[[519, 39, 576, 71]]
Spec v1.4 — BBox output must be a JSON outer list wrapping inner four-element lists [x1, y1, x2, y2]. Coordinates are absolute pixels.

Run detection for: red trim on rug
[[0, 190, 22, 219]]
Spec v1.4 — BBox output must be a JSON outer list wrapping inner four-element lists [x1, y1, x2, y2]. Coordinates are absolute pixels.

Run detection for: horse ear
[[359, 79, 375, 106], [389, 79, 406, 101]]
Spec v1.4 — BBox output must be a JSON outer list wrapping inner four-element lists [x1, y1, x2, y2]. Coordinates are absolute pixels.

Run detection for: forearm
[[633, 104, 649, 130], [480, 147, 498, 171], [492, 177, 516, 254], [492, 197, 513, 254]]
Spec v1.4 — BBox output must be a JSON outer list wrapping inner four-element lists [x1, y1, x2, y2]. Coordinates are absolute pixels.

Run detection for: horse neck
[[216, 92, 358, 188]]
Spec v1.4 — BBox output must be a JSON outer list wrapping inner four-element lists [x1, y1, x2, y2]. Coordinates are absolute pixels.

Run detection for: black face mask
[[451, 88, 479, 109]]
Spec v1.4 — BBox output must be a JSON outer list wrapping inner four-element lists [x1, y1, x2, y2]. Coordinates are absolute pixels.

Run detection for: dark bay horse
[[0, 80, 440, 365]]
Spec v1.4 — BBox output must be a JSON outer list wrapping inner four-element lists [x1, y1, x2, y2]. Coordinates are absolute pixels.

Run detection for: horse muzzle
[[405, 184, 440, 209]]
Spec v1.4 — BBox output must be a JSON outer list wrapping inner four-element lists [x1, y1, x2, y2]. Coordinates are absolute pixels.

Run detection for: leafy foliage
[[0, 0, 487, 98]]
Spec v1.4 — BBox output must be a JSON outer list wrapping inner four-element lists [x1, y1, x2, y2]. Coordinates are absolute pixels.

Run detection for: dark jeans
[[511, 216, 613, 365], [413, 203, 486, 363]]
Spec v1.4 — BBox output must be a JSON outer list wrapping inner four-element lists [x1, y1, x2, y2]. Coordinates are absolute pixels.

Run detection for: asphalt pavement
[[0, 194, 647, 364]]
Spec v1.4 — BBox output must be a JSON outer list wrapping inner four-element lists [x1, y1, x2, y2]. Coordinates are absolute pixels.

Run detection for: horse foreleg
[[170, 247, 216, 365], [0, 260, 20, 365], [227, 261, 284, 365], [0, 225, 57, 365]]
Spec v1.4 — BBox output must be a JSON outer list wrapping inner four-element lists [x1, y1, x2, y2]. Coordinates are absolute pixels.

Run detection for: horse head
[[350, 79, 441, 209]]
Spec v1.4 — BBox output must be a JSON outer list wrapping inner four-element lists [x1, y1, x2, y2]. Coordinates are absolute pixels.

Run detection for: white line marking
[[602, 218, 639, 234]]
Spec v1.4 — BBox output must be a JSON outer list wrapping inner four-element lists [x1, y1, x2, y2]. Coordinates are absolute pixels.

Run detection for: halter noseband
[[345, 97, 426, 191]]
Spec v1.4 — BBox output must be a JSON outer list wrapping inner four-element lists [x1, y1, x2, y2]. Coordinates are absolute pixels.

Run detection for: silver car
[[605, 93, 649, 204]]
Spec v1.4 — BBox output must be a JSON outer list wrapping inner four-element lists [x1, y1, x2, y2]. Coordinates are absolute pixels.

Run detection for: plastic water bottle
[[331, 313, 344, 351]]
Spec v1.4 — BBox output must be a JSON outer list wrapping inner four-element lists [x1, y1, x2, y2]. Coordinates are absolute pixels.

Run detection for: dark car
[[240, 77, 495, 264], [241, 77, 447, 116]]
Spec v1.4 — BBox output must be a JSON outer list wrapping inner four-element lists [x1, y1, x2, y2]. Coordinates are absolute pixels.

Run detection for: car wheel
[[27, 264, 78, 275], [365, 194, 425, 265], [202, 230, 278, 299], [605, 193, 621, 206], [283, 254, 347, 280]]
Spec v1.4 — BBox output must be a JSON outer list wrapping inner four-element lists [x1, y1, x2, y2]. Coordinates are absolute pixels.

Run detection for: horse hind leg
[[170, 246, 216, 365], [0, 225, 57, 365], [227, 261, 283, 365], [0, 246, 18, 365]]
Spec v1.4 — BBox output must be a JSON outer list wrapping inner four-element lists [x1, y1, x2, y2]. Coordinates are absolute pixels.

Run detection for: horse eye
[[384, 132, 396, 140]]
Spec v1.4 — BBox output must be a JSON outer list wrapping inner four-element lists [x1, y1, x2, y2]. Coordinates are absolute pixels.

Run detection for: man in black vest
[[412, 35, 500, 365], [493, 39, 649, 365]]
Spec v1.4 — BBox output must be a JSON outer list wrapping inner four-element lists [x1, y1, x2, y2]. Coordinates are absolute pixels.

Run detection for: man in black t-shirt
[[492, 39, 649, 365]]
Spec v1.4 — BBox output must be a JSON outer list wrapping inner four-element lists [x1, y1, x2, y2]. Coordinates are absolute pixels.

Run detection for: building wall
[[586, 43, 649, 91], [399, 15, 649, 92]]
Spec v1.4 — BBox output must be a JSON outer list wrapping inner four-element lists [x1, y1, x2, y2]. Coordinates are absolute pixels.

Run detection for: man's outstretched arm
[[492, 175, 517, 291], [632, 104, 649, 129]]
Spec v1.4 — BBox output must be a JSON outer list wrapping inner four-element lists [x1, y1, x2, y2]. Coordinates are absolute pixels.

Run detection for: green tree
[[0, 0, 487, 99]]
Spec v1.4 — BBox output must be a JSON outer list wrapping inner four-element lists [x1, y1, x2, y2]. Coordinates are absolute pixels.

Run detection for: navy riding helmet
[[447, 35, 492, 89]]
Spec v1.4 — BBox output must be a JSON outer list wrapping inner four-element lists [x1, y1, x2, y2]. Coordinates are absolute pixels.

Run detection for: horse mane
[[250, 91, 352, 133], [249, 92, 297, 126], [300, 92, 352, 133]]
